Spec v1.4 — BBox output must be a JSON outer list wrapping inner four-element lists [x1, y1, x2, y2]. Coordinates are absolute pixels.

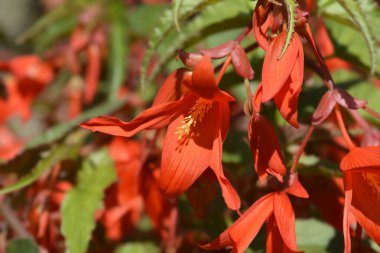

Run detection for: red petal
[[84, 44, 101, 103], [311, 90, 336, 125], [262, 31, 301, 102], [189, 55, 218, 99], [159, 99, 219, 196], [285, 173, 309, 198], [266, 216, 301, 253], [253, 0, 271, 51], [273, 192, 298, 252], [249, 114, 286, 182], [80, 96, 190, 137], [231, 44, 254, 79], [152, 68, 190, 106], [252, 84, 263, 113], [340, 147, 380, 172], [201, 41, 236, 58], [274, 46, 304, 128], [201, 193, 274, 253], [210, 112, 241, 210], [343, 172, 353, 253], [351, 171, 380, 245]]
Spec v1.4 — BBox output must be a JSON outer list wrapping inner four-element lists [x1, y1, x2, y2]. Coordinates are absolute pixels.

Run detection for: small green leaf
[[279, 0, 297, 59], [173, 0, 185, 32], [107, 0, 128, 101], [6, 239, 39, 253], [140, 0, 223, 87], [61, 149, 116, 253], [0, 131, 83, 195], [328, 0, 378, 75]]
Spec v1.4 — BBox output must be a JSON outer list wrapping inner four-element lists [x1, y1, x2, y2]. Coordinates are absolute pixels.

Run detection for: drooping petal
[[231, 44, 254, 79], [210, 118, 240, 210], [152, 68, 191, 106], [273, 192, 298, 252], [351, 171, 380, 245], [274, 45, 304, 128], [201, 193, 274, 253], [343, 173, 353, 253], [189, 55, 217, 99], [262, 31, 301, 102], [159, 99, 219, 196], [266, 216, 300, 253], [253, 0, 271, 51], [249, 114, 286, 182], [81, 95, 193, 137]]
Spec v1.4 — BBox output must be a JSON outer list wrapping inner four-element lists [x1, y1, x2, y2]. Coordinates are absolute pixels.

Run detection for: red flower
[[81, 56, 241, 210], [340, 147, 380, 253], [201, 173, 308, 253]]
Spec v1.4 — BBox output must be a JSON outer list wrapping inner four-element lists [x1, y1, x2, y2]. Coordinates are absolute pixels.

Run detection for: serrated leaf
[[173, 0, 185, 31], [6, 239, 39, 253], [107, 0, 128, 101], [140, 0, 223, 87], [61, 149, 116, 253], [146, 0, 252, 84], [279, 0, 297, 59], [0, 131, 83, 195], [325, 0, 378, 75]]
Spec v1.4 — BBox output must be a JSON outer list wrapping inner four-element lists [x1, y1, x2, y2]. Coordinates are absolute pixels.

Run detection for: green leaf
[[61, 149, 116, 253], [26, 98, 127, 150], [146, 0, 252, 84], [335, 0, 377, 75], [0, 131, 83, 195], [279, 0, 297, 59], [6, 239, 39, 253], [107, 0, 128, 101], [115, 242, 160, 253], [173, 0, 185, 31], [296, 218, 343, 253], [140, 0, 224, 87]]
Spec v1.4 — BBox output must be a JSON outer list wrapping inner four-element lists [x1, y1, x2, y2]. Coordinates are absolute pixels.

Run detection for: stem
[[334, 105, 356, 150], [244, 79, 253, 98], [0, 201, 32, 239], [235, 22, 253, 43], [216, 55, 232, 85], [290, 125, 315, 173], [364, 106, 380, 121]]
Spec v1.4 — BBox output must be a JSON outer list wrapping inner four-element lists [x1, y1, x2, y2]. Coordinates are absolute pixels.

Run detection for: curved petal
[[311, 90, 336, 126], [273, 192, 298, 252], [266, 215, 301, 253], [262, 31, 301, 102], [343, 173, 353, 253], [159, 99, 219, 196], [80, 96, 192, 137], [249, 114, 286, 182], [231, 44, 254, 79], [152, 68, 191, 106], [274, 45, 304, 128], [201, 193, 274, 253], [253, 0, 271, 51], [340, 147, 380, 172], [351, 171, 380, 245]]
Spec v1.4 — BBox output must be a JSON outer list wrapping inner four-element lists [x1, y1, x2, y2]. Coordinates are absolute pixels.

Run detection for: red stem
[[216, 55, 232, 85], [334, 105, 356, 150], [290, 125, 314, 173], [364, 106, 380, 121]]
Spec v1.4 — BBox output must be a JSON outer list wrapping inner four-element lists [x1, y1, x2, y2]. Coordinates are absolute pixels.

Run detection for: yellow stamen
[[175, 98, 213, 142]]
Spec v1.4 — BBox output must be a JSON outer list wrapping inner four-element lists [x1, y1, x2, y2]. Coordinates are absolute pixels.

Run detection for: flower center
[[362, 172, 380, 199], [175, 98, 213, 142]]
